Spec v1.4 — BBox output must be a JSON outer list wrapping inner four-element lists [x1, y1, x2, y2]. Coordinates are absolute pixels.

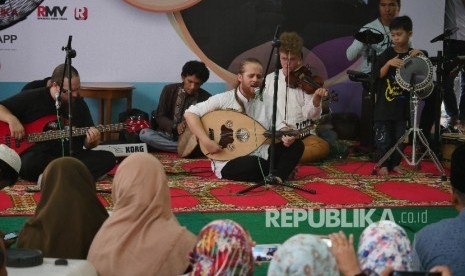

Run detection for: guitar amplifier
[[90, 143, 148, 157]]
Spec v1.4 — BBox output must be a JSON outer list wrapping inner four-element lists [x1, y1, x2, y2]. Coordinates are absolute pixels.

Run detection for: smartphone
[[391, 271, 441, 276], [3, 232, 18, 241], [252, 244, 279, 262]]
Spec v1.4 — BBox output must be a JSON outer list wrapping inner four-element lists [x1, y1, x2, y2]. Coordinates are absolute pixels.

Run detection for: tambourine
[[395, 54, 434, 99]]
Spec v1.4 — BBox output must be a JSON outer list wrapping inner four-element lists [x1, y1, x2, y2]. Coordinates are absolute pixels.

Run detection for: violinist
[[263, 31, 330, 164]]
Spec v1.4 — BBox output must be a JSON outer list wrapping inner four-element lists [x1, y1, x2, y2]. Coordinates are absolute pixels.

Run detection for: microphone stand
[[237, 26, 316, 195], [59, 35, 77, 156]]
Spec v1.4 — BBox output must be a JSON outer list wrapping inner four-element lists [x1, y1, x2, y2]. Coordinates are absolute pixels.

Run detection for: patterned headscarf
[[189, 219, 254, 276], [358, 220, 413, 275], [267, 234, 339, 276]]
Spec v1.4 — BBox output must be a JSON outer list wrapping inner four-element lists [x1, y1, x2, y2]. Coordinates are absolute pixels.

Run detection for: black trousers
[[221, 140, 304, 182], [20, 149, 116, 182]]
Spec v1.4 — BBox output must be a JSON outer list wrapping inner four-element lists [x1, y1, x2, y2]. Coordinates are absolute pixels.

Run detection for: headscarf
[[16, 157, 108, 259], [267, 234, 339, 276], [357, 220, 413, 275], [87, 153, 196, 276], [189, 219, 254, 276]]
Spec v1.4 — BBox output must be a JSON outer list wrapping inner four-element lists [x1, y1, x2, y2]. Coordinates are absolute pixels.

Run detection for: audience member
[[267, 234, 339, 276], [412, 144, 465, 275], [139, 60, 211, 155], [357, 220, 413, 275], [188, 219, 254, 276], [16, 157, 108, 259], [0, 63, 116, 182], [88, 153, 196, 276], [330, 221, 413, 276], [0, 144, 21, 190]]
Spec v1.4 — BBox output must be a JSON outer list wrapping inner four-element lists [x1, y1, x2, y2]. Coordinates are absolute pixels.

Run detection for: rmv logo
[[37, 6, 67, 18], [74, 7, 88, 20]]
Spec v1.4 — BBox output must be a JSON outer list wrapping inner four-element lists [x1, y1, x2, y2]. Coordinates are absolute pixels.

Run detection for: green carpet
[[0, 206, 457, 275]]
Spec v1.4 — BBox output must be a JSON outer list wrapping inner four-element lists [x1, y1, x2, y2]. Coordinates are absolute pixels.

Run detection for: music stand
[[237, 27, 316, 195], [371, 68, 447, 180]]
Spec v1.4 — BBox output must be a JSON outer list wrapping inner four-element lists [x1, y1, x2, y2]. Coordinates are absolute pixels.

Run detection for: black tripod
[[372, 76, 447, 180], [237, 27, 316, 195]]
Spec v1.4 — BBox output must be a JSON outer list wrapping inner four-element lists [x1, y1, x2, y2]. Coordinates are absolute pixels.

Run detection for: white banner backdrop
[[0, 0, 444, 83], [0, 0, 222, 83]]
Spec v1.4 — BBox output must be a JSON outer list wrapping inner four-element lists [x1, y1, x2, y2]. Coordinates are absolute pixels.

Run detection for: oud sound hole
[[235, 128, 250, 142]]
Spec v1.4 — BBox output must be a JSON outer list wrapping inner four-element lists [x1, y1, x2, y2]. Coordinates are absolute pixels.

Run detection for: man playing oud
[[0, 64, 115, 182], [185, 58, 303, 184]]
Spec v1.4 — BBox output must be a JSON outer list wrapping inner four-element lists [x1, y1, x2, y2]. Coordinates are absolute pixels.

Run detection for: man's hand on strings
[[8, 117, 25, 140], [84, 127, 101, 149]]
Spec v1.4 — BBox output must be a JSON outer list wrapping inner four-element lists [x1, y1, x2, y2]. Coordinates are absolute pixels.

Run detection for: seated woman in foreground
[[16, 157, 108, 259], [88, 153, 196, 276]]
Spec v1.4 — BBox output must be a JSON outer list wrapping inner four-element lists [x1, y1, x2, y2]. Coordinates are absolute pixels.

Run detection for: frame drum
[[395, 55, 434, 99], [441, 133, 465, 169]]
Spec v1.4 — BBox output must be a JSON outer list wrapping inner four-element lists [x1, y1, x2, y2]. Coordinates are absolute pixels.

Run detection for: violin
[[286, 65, 324, 95]]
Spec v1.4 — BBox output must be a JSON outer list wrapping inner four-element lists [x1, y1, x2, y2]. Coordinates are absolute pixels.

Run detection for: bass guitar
[[199, 110, 313, 161], [0, 115, 149, 154]]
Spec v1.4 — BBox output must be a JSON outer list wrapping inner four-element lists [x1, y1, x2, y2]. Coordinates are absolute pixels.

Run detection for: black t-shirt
[[0, 87, 94, 154], [373, 47, 411, 121]]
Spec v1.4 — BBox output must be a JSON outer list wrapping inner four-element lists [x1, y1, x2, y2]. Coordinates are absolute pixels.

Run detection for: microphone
[[55, 92, 61, 109], [430, 27, 459, 43], [272, 25, 281, 47], [66, 35, 72, 50]]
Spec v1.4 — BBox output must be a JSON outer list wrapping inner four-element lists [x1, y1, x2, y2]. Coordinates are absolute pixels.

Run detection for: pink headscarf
[[88, 153, 196, 276]]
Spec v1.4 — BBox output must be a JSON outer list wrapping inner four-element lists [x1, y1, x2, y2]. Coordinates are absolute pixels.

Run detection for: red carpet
[[0, 152, 452, 216]]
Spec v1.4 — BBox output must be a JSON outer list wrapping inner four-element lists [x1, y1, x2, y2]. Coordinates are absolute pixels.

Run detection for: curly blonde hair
[[279, 32, 303, 56]]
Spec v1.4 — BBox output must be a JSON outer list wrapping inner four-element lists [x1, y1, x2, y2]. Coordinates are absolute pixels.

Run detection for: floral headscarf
[[267, 234, 339, 276], [358, 220, 413, 275], [189, 219, 254, 276]]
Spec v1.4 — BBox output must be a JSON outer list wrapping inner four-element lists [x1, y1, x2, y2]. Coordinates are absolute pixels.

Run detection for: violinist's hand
[[281, 135, 296, 147], [409, 49, 423, 57], [201, 139, 222, 155], [388, 55, 403, 68], [313, 88, 329, 107]]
